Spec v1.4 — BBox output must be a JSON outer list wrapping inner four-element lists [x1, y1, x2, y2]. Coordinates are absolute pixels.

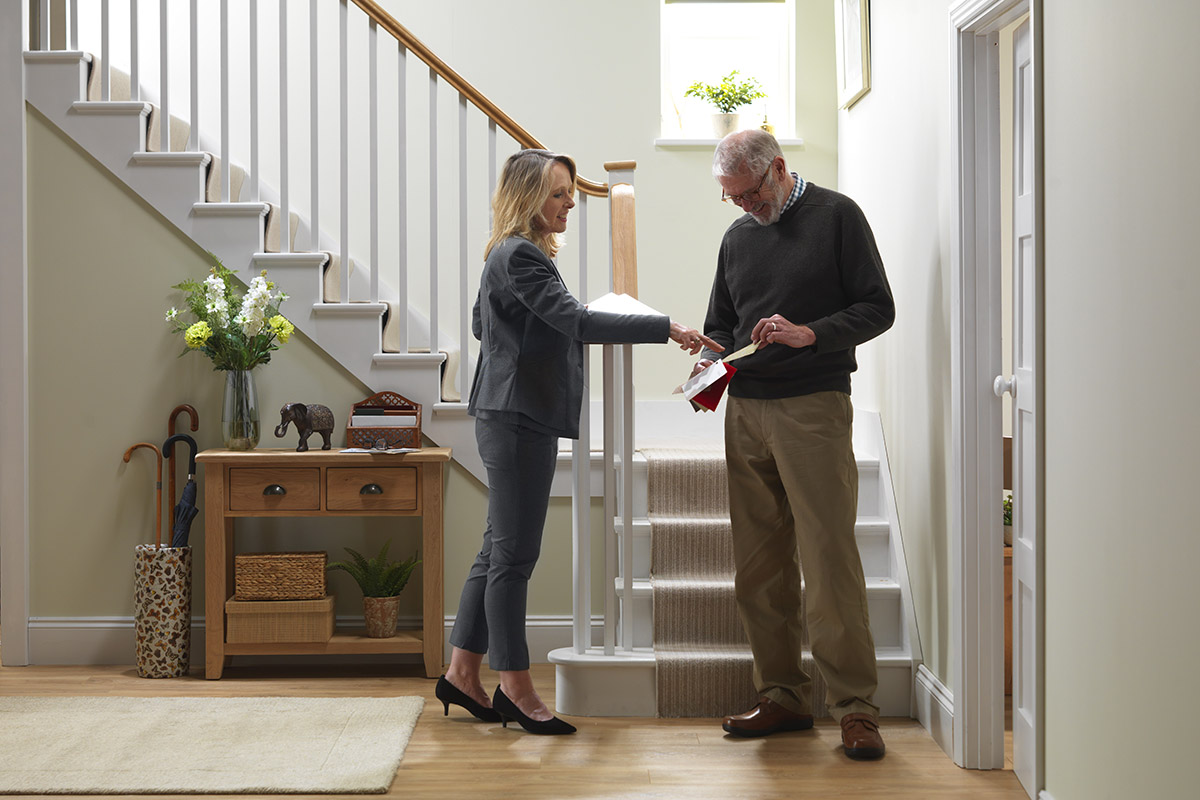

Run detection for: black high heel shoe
[[491, 686, 577, 735], [435, 675, 502, 722]]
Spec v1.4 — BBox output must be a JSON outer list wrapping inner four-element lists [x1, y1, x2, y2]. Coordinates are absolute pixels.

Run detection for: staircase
[[22, 1, 921, 718]]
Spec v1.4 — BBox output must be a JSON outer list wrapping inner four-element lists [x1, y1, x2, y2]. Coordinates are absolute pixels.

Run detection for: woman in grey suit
[[435, 149, 721, 734]]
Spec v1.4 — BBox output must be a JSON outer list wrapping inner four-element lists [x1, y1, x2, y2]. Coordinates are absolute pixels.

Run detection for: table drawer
[[229, 468, 320, 512], [327, 467, 418, 511]]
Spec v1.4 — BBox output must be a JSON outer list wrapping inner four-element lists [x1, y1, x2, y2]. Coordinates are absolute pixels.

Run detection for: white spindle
[[571, 394, 590, 653], [339, 0, 348, 302], [369, 21, 378, 301], [602, 344, 617, 655], [248, 0, 258, 201], [572, 194, 591, 655], [70, 0, 78, 51], [189, 0, 197, 151], [396, 44, 408, 351], [278, 0, 288, 250], [458, 93, 468, 396], [428, 66, 438, 353], [621, 343, 635, 651], [220, 0, 229, 201], [159, 0, 168, 152], [39, 0, 48, 51], [129, 0, 138, 101], [309, 0, 319, 256], [487, 120, 497, 214], [101, 0, 109, 100]]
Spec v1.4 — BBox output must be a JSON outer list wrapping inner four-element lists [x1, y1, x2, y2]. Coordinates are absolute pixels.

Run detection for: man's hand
[[750, 315, 816, 349], [690, 359, 714, 378], [669, 322, 725, 356]]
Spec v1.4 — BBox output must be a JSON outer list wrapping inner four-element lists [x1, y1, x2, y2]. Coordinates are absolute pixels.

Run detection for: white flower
[[165, 307, 178, 321], [204, 273, 230, 328], [239, 272, 273, 337]]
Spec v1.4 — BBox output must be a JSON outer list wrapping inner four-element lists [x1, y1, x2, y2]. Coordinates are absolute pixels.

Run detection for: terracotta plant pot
[[362, 595, 400, 638]]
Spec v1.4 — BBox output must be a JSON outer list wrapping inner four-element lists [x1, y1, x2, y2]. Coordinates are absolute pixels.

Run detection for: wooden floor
[[0, 661, 1027, 799]]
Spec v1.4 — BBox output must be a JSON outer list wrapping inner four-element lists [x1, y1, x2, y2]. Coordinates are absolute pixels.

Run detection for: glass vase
[[222, 369, 260, 450]]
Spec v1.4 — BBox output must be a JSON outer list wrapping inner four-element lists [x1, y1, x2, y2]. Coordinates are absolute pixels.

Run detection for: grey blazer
[[467, 236, 669, 439]]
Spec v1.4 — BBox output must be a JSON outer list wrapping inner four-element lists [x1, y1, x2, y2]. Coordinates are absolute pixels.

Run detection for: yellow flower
[[268, 315, 294, 344], [184, 321, 213, 348]]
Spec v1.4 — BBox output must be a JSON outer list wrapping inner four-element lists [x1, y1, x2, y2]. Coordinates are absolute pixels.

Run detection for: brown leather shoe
[[840, 713, 885, 759], [722, 697, 814, 738]]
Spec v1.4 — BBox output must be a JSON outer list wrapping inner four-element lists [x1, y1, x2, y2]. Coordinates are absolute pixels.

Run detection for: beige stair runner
[[646, 447, 828, 718]]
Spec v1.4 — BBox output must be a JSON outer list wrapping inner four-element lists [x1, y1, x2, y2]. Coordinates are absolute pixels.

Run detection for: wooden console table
[[195, 447, 451, 679]]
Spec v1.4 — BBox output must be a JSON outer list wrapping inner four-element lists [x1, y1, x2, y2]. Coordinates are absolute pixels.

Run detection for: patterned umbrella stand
[[134, 544, 192, 678]]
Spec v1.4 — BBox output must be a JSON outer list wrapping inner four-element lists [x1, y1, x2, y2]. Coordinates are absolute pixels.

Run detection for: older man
[[694, 130, 894, 759]]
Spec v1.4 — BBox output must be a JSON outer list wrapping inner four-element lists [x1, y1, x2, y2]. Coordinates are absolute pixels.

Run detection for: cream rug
[[0, 695, 423, 795]]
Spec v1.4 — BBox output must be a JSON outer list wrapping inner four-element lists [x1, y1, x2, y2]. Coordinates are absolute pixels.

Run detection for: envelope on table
[[677, 360, 737, 412]]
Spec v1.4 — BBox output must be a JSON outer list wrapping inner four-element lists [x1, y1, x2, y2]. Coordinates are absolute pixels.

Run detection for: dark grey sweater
[[702, 184, 895, 399]]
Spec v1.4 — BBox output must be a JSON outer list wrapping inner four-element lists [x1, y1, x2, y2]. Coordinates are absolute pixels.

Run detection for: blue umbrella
[[162, 434, 198, 548]]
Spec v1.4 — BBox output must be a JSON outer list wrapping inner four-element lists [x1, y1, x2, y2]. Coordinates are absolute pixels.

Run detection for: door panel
[[1010, 17, 1042, 797]]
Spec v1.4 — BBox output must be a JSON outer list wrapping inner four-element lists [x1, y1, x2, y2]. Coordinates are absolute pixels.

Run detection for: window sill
[[654, 137, 805, 148]]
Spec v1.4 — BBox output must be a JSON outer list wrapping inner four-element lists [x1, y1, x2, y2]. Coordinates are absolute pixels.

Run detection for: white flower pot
[[711, 113, 740, 138]]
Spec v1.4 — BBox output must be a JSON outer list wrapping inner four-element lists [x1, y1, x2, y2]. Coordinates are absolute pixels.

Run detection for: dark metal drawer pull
[[360, 483, 384, 495], [262, 484, 287, 496]]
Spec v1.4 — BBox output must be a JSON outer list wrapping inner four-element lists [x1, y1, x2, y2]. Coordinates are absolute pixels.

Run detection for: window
[[660, 0, 795, 139]]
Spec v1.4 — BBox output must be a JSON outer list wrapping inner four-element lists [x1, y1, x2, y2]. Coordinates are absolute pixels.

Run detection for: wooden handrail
[[349, 0, 609, 197]]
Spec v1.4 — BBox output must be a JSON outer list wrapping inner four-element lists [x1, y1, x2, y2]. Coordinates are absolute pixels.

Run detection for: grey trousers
[[448, 416, 559, 671]]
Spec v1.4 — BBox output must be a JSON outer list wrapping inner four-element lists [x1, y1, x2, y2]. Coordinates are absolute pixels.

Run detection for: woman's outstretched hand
[[669, 322, 724, 356]]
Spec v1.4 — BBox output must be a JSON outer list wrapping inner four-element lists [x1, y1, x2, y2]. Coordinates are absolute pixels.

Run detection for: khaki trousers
[[725, 392, 879, 721]]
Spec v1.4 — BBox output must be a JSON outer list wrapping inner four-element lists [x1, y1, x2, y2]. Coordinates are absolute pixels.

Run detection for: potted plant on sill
[[1003, 491, 1013, 546], [328, 542, 420, 638], [684, 70, 767, 138]]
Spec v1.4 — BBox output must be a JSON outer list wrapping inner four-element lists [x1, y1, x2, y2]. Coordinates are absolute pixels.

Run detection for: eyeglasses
[[721, 163, 773, 205]]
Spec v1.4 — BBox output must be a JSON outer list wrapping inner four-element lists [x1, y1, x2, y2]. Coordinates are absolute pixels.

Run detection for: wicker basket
[[345, 390, 422, 450], [234, 551, 326, 601], [225, 595, 335, 643]]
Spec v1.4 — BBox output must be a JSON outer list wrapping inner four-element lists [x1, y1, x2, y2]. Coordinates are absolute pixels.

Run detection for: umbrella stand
[[123, 441, 191, 678]]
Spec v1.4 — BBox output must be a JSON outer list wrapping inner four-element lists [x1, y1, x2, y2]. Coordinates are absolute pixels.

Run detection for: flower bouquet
[[166, 258, 294, 450]]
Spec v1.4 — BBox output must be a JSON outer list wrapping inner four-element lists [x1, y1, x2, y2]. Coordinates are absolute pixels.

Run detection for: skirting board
[[27, 615, 603, 667], [915, 664, 955, 760]]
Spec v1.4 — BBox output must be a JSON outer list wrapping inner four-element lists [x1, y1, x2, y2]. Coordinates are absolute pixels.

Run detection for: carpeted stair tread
[[642, 447, 729, 516]]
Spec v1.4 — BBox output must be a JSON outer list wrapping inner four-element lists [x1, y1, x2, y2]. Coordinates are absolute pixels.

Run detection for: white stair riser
[[550, 648, 912, 718]]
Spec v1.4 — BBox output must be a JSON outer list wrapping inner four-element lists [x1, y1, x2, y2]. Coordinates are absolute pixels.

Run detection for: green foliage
[[684, 71, 767, 114], [327, 541, 421, 598], [1003, 492, 1013, 527]]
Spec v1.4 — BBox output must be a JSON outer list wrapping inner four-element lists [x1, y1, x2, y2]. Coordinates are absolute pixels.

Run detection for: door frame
[[948, 0, 1043, 776]]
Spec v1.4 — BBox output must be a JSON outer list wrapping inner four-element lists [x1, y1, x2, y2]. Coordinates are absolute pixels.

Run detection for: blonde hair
[[485, 149, 577, 259]]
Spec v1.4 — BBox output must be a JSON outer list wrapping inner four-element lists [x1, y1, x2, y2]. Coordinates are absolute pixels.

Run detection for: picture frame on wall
[[834, 0, 871, 109]]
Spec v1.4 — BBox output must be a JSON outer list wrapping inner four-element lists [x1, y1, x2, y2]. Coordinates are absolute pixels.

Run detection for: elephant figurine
[[274, 402, 335, 452]]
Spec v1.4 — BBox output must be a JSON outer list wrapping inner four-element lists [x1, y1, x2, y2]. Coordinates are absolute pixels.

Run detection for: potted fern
[[328, 542, 420, 638], [684, 70, 767, 137]]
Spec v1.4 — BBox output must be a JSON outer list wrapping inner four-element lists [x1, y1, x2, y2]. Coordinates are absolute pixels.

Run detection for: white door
[[1009, 18, 1043, 797]]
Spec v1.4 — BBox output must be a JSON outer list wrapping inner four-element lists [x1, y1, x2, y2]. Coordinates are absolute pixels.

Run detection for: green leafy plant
[[1003, 492, 1013, 527], [684, 70, 767, 114], [327, 542, 420, 598]]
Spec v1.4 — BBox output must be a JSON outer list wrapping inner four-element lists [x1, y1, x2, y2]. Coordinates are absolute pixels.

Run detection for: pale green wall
[[836, 0, 1200, 794], [1041, 2, 1200, 797], [378, 0, 838, 398], [24, 1, 836, 629], [24, 107, 597, 622], [834, 0, 953, 681]]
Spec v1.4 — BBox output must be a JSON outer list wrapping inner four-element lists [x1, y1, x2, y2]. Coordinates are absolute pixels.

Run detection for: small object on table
[[346, 391, 422, 450], [274, 402, 335, 452]]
